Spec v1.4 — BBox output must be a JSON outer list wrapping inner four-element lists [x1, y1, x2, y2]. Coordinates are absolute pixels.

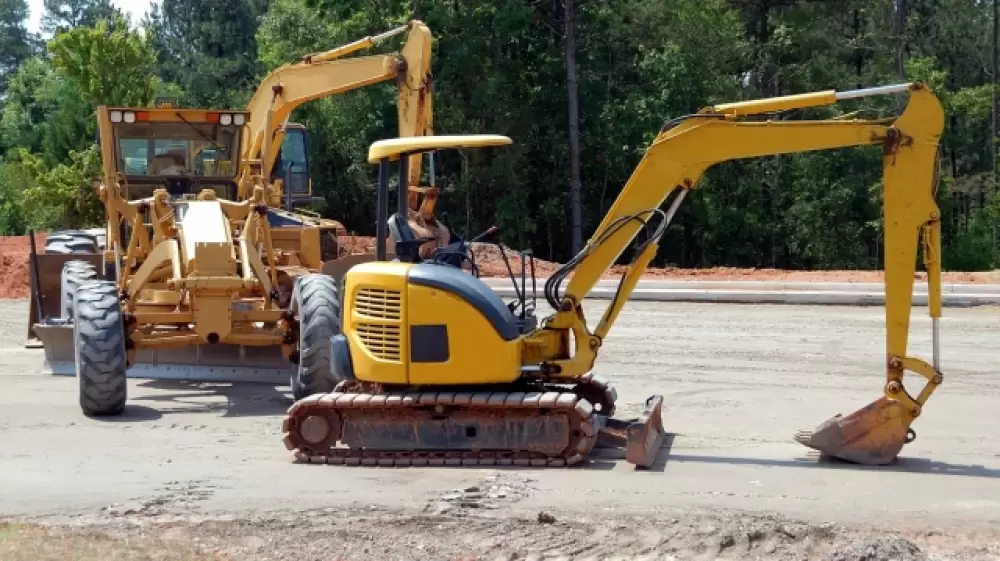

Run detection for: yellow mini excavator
[[281, 82, 945, 468]]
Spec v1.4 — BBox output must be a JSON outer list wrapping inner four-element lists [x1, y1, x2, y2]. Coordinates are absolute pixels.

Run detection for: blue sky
[[26, 0, 154, 34]]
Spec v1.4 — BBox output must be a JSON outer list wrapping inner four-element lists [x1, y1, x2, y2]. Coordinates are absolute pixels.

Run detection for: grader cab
[[27, 105, 369, 414]]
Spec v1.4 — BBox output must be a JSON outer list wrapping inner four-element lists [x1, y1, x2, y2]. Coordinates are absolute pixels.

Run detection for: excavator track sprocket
[[280, 376, 665, 468]]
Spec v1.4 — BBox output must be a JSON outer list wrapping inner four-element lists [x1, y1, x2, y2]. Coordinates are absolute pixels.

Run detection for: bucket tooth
[[796, 396, 913, 465]]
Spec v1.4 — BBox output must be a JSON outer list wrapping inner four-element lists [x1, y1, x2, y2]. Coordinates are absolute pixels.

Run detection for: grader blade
[[33, 323, 74, 372], [36, 321, 295, 384], [795, 396, 912, 465]]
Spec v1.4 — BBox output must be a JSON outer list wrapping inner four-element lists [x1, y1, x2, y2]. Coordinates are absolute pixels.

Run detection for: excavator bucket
[[794, 396, 912, 465]]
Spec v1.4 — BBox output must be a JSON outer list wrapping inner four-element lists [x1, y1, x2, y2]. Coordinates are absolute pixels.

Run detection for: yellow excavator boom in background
[[281, 82, 944, 468], [240, 20, 434, 212]]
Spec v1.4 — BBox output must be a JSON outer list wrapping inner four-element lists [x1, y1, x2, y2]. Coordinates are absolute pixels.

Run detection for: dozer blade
[[595, 394, 667, 468], [34, 322, 295, 384], [795, 396, 912, 465], [626, 395, 667, 468]]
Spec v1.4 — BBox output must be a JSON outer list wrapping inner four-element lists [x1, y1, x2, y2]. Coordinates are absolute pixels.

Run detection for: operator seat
[[387, 212, 422, 263], [387, 211, 473, 271]]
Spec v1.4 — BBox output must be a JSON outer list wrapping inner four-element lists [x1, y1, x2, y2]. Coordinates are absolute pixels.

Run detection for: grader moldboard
[[26, 105, 376, 415]]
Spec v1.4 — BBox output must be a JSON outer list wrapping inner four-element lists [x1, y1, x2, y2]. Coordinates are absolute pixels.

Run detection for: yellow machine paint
[[27, 21, 450, 408], [344, 260, 523, 386], [282, 82, 947, 469], [240, 20, 435, 216]]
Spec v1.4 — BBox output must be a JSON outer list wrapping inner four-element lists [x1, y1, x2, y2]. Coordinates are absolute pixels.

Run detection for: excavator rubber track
[[281, 377, 666, 468]]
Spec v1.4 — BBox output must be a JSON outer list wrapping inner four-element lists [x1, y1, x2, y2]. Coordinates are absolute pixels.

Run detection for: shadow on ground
[[117, 380, 293, 419], [640, 432, 1000, 479]]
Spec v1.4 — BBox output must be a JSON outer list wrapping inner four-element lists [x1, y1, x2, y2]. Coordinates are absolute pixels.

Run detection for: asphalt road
[[2, 297, 999, 532]]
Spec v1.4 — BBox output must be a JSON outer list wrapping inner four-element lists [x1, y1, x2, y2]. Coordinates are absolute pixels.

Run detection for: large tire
[[45, 230, 99, 255], [82, 228, 107, 251], [60, 260, 98, 320], [74, 281, 127, 416], [290, 274, 341, 400]]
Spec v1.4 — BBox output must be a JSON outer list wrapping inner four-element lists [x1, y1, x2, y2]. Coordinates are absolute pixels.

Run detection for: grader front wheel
[[73, 280, 128, 416], [290, 274, 342, 401]]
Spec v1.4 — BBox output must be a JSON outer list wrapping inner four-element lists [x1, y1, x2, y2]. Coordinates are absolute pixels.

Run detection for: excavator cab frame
[[270, 124, 315, 208], [369, 135, 540, 331]]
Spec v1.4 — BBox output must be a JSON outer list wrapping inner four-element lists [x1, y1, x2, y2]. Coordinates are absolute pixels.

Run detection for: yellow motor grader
[[25, 21, 444, 411]]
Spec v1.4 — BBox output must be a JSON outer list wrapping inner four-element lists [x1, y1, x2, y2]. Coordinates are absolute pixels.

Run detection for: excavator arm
[[529, 82, 945, 465], [239, 20, 433, 204]]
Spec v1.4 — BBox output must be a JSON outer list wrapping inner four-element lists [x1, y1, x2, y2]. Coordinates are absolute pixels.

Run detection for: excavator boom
[[535, 82, 944, 465], [241, 20, 433, 203]]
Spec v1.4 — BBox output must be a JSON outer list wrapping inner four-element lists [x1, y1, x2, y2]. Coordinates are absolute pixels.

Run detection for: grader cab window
[[112, 116, 243, 199], [114, 121, 242, 180]]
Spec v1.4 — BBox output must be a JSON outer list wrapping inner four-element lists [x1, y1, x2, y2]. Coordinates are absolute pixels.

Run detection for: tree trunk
[[894, 0, 907, 110], [993, 0, 998, 197], [564, 0, 583, 255]]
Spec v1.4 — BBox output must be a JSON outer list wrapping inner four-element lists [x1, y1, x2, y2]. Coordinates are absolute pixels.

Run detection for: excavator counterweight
[[282, 82, 945, 468]]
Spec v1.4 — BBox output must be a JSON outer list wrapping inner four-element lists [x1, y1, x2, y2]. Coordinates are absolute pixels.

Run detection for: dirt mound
[[0, 233, 45, 300], [826, 535, 927, 561], [3, 232, 999, 300], [336, 235, 562, 278], [634, 265, 1000, 284]]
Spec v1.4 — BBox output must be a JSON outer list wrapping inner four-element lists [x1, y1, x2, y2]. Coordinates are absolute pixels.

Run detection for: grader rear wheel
[[290, 274, 342, 401], [73, 280, 128, 416]]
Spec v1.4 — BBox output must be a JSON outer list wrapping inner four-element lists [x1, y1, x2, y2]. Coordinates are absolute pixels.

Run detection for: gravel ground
[[2, 298, 1000, 560]]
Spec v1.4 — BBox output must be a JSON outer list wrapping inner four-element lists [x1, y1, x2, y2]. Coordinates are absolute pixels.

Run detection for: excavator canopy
[[367, 134, 513, 163]]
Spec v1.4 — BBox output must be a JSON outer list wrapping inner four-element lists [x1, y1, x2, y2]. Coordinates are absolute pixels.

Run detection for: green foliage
[[0, 0, 33, 96], [15, 146, 103, 230], [0, 0, 996, 274], [0, 160, 29, 234], [41, 0, 120, 35], [0, 56, 93, 166], [144, 0, 265, 107], [49, 14, 157, 106]]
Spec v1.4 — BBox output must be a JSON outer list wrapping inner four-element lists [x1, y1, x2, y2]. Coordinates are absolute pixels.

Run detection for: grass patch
[[0, 521, 225, 561]]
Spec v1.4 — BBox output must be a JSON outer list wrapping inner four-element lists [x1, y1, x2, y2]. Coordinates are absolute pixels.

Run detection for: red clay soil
[[339, 234, 1000, 284], [0, 233, 45, 299], [2, 232, 998, 301]]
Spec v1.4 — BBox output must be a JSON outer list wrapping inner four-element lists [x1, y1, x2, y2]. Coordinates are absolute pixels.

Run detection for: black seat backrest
[[388, 212, 421, 263]]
